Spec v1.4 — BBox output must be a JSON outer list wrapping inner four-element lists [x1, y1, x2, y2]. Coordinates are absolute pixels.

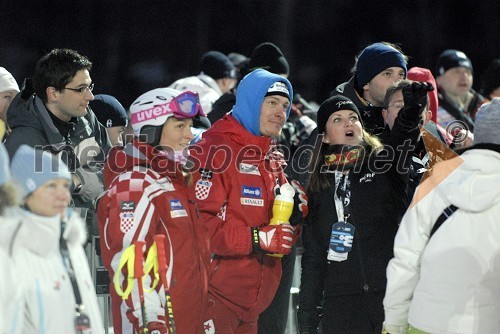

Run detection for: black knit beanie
[[317, 95, 362, 134], [247, 42, 289, 76], [199, 51, 238, 80]]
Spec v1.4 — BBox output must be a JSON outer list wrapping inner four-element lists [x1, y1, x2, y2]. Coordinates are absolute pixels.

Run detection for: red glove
[[290, 180, 309, 224], [252, 224, 295, 254], [139, 321, 169, 334]]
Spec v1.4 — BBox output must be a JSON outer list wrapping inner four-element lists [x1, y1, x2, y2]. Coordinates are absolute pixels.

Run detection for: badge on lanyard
[[327, 221, 355, 262]]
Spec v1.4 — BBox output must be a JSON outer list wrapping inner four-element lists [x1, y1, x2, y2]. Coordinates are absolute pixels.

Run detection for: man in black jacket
[[291, 42, 410, 186], [334, 42, 408, 136]]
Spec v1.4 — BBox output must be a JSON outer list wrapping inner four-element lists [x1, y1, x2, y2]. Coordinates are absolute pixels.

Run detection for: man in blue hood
[[191, 69, 306, 333]]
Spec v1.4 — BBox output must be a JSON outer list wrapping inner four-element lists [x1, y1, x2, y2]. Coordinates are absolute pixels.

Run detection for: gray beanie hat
[[0, 143, 10, 185], [10, 145, 71, 198], [474, 98, 500, 145]]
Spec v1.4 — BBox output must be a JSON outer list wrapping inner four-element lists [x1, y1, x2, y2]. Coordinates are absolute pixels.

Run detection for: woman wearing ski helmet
[[97, 88, 211, 334]]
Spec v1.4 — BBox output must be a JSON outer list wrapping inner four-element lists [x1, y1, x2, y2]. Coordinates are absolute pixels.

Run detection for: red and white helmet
[[129, 87, 205, 145]]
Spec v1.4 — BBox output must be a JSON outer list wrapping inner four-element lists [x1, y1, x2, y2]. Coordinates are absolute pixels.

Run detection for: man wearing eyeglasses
[[4, 48, 110, 237]]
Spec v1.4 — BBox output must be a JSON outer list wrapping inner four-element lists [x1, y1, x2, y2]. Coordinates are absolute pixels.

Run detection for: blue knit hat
[[355, 43, 407, 89], [10, 145, 71, 198], [90, 94, 128, 128]]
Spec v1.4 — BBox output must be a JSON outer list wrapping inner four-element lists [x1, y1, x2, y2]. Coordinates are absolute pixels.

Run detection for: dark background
[[1, 0, 498, 109]]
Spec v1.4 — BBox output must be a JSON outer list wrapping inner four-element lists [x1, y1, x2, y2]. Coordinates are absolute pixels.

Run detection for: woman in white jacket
[[1, 145, 104, 334], [383, 98, 500, 334], [0, 142, 21, 334]]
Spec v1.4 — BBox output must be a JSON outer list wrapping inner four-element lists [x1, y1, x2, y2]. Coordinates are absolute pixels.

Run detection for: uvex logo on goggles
[[131, 91, 205, 124]]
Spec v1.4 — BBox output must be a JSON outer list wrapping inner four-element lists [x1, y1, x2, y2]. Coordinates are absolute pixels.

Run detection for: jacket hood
[[335, 77, 386, 134], [232, 69, 293, 136], [7, 94, 45, 132], [435, 148, 500, 212], [334, 77, 366, 109], [407, 67, 438, 123]]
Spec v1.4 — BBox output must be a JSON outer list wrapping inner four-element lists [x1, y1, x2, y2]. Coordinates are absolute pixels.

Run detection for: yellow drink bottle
[[268, 183, 295, 258]]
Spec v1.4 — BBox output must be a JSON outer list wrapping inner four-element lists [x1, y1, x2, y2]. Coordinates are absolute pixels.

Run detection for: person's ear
[[382, 108, 389, 122], [46, 86, 59, 103]]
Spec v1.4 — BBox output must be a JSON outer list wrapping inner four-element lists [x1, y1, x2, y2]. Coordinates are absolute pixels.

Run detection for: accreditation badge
[[327, 221, 355, 262]]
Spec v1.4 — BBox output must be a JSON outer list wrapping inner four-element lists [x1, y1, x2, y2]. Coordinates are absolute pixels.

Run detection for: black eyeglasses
[[63, 83, 94, 94]]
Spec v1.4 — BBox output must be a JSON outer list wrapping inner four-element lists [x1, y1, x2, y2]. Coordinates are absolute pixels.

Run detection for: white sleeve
[[383, 193, 435, 330], [0, 249, 23, 334]]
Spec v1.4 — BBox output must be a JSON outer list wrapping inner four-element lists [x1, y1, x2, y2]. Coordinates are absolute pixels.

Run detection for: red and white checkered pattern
[[195, 180, 212, 200], [119, 212, 135, 233]]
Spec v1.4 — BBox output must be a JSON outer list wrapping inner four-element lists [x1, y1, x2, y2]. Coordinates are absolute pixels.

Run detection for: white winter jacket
[[169, 73, 223, 114], [0, 207, 104, 334], [384, 148, 500, 334], [0, 246, 21, 334]]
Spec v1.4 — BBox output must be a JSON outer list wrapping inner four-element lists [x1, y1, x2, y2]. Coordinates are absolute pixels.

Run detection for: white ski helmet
[[129, 87, 204, 146]]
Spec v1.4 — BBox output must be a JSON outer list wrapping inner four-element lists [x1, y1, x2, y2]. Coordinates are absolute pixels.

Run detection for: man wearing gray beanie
[[334, 42, 408, 135]]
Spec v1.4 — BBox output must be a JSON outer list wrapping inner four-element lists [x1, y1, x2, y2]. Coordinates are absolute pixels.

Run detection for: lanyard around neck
[[60, 222, 84, 310]]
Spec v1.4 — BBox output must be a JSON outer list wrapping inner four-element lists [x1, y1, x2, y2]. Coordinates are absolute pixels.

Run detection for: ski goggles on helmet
[[169, 91, 206, 119], [130, 91, 205, 126]]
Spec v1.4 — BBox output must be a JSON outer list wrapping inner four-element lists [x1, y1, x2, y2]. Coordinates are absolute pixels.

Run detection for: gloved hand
[[139, 321, 169, 334], [402, 81, 434, 110], [399, 81, 434, 129], [251, 224, 295, 254], [290, 180, 309, 225], [73, 166, 105, 203]]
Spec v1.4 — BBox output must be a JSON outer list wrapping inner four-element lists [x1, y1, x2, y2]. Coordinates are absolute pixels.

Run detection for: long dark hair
[[307, 130, 383, 194]]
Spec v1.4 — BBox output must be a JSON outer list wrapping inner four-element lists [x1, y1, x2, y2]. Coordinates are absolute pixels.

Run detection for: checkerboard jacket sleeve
[[98, 169, 167, 331]]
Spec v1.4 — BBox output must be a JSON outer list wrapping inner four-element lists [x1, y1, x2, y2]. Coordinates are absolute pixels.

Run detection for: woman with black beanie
[[297, 82, 433, 333]]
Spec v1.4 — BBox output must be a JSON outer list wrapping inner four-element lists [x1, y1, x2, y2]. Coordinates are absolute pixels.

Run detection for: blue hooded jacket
[[232, 69, 293, 136]]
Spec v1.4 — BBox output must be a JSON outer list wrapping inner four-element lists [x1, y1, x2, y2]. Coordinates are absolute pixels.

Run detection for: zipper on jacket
[[355, 234, 370, 292]]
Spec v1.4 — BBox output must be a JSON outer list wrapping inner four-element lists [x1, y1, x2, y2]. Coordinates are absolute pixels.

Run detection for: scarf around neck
[[322, 144, 366, 171]]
